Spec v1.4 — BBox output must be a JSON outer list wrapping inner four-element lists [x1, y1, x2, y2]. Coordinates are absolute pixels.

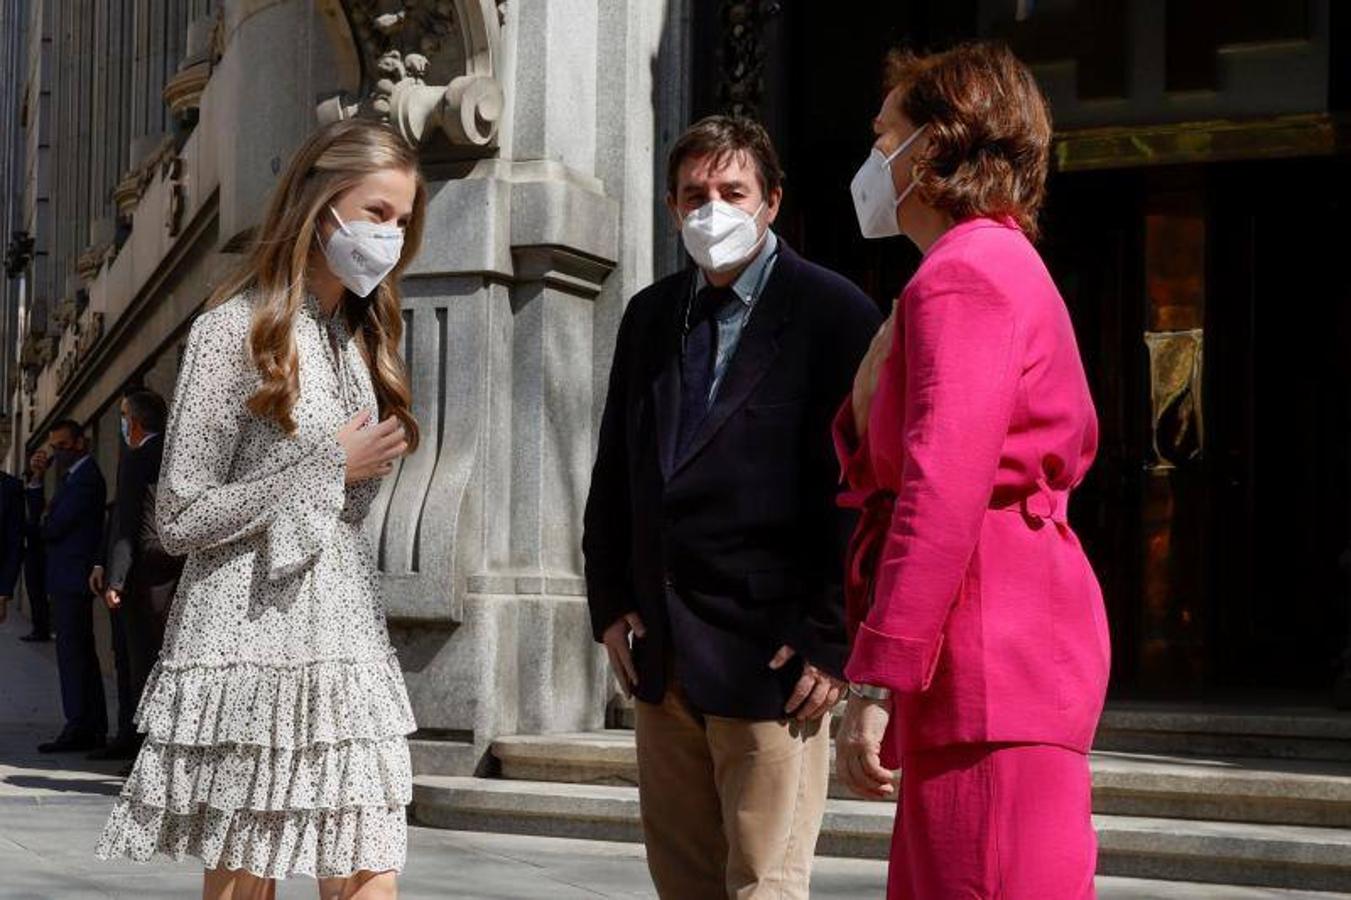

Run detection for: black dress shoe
[[37, 732, 105, 753], [88, 737, 141, 760], [19, 632, 51, 643]]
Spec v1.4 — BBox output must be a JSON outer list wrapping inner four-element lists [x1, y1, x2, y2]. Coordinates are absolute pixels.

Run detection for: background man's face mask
[[321, 206, 405, 297], [850, 124, 928, 239], [680, 199, 767, 273]]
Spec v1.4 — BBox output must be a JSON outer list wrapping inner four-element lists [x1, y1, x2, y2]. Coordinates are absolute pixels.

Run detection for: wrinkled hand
[[88, 565, 105, 596], [851, 312, 896, 437], [837, 693, 897, 799], [769, 645, 845, 722], [602, 612, 646, 698], [104, 588, 122, 611], [337, 410, 408, 484]]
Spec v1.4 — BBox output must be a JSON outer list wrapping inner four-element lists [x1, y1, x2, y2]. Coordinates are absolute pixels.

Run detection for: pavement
[[0, 611, 1347, 899]]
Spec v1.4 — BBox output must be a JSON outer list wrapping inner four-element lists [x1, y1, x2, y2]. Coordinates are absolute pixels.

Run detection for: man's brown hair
[[884, 42, 1051, 239], [666, 115, 785, 199]]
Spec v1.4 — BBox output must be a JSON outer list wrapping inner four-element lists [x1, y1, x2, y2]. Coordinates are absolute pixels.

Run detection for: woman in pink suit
[[834, 43, 1111, 898]]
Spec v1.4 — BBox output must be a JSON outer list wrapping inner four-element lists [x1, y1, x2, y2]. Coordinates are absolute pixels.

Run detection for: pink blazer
[[837, 217, 1110, 760]]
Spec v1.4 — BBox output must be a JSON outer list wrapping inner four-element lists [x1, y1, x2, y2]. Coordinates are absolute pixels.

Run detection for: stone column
[[328, 0, 673, 773]]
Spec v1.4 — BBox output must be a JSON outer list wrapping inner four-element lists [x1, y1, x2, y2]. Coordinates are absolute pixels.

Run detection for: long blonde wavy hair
[[207, 118, 426, 451]]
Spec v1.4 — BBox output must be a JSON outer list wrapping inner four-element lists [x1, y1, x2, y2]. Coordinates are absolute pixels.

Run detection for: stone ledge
[[413, 775, 1351, 891], [491, 731, 1351, 826]]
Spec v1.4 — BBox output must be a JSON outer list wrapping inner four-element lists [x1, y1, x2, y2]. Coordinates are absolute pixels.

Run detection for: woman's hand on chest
[[337, 410, 408, 484]]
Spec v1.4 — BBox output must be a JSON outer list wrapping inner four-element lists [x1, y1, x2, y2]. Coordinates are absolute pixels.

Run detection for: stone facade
[[0, 0, 696, 770]]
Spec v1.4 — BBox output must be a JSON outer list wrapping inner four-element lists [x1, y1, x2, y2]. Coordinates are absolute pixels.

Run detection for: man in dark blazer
[[0, 472, 25, 627], [583, 116, 880, 899], [90, 390, 182, 761], [34, 418, 108, 752], [19, 456, 50, 641]]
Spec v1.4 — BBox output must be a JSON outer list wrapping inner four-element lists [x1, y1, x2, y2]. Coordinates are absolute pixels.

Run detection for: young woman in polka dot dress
[[96, 119, 425, 900]]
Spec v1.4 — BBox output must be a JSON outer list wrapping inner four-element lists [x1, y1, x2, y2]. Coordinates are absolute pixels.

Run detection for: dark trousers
[[52, 591, 107, 737], [24, 554, 49, 636], [107, 594, 165, 741]]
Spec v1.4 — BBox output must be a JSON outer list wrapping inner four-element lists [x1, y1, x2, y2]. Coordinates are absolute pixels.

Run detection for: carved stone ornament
[[51, 298, 79, 332], [162, 61, 211, 117], [76, 312, 105, 360], [75, 247, 105, 284], [114, 134, 177, 220], [318, 1, 505, 154], [76, 219, 117, 284], [56, 350, 78, 391], [162, 13, 220, 119], [19, 333, 55, 372], [716, 1, 780, 118], [163, 156, 187, 238]]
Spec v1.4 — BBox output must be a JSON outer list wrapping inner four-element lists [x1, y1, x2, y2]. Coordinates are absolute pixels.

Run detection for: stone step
[[491, 730, 1351, 827], [1095, 705, 1351, 763], [609, 701, 1351, 762], [411, 776, 1351, 892], [408, 737, 482, 777]]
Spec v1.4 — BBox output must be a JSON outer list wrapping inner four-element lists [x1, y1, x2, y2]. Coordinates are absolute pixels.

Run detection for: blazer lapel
[[671, 246, 798, 477], [652, 270, 696, 481]]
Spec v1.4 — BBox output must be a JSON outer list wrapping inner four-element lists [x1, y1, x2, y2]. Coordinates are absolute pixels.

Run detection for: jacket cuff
[[844, 622, 944, 694], [586, 585, 631, 642], [776, 616, 848, 680], [832, 398, 872, 490]]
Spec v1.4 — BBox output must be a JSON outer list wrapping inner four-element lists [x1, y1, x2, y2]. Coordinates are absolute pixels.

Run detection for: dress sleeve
[[156, 308, 347, 581], [844, 260, 1021, 693]]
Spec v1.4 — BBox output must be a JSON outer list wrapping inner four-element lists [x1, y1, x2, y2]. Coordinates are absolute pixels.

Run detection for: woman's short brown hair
[[885, 42, 1051, 239]]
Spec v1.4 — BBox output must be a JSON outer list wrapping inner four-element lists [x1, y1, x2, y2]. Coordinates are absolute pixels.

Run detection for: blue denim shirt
[[692, 228, 780, 403]]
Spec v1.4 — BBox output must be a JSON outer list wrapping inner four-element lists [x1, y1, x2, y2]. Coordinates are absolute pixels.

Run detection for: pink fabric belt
[[839, 478, 1069, 635]]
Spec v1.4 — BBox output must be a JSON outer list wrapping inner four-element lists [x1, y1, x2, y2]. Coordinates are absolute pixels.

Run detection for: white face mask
[[321, 206, 405, 298], [680, 199, 767, 273], [850, 124, 928, 240]]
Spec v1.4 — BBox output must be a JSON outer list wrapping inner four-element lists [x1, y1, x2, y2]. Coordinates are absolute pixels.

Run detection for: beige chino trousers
[[635, 679, 831, 899]]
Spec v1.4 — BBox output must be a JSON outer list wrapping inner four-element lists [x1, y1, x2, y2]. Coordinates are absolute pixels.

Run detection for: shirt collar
[[66, 454, 91, 475], [695, 228, 779, 311]]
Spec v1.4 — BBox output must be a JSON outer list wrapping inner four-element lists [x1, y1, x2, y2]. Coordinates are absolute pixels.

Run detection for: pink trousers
[[888, 743, 1097, 899]]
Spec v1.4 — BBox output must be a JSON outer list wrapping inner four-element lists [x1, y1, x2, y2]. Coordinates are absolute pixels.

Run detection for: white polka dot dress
[[95, 293, 416, 879]]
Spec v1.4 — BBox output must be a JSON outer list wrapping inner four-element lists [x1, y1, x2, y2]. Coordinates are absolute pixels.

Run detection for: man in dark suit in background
[[33, 418, 108, 753], [89, 390, 181, 761], [19, 455, 50, 642], [0, 472, 26, 627], [583, 116, 880, 898]]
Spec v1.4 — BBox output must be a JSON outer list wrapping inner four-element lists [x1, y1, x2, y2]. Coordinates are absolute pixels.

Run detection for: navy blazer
[[42, 458, 107, 597], [583, 240, 880, 720]]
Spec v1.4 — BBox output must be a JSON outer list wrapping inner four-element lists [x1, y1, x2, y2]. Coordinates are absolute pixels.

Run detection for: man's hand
[[0, 596, 8, 624], [769, 645, 846, 722], [104, 588, 122, 611], [88, 565, 105, 596], [837, 693, 897, 799], [602, 612, 646, 698], [29, 450, 49, 478]]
